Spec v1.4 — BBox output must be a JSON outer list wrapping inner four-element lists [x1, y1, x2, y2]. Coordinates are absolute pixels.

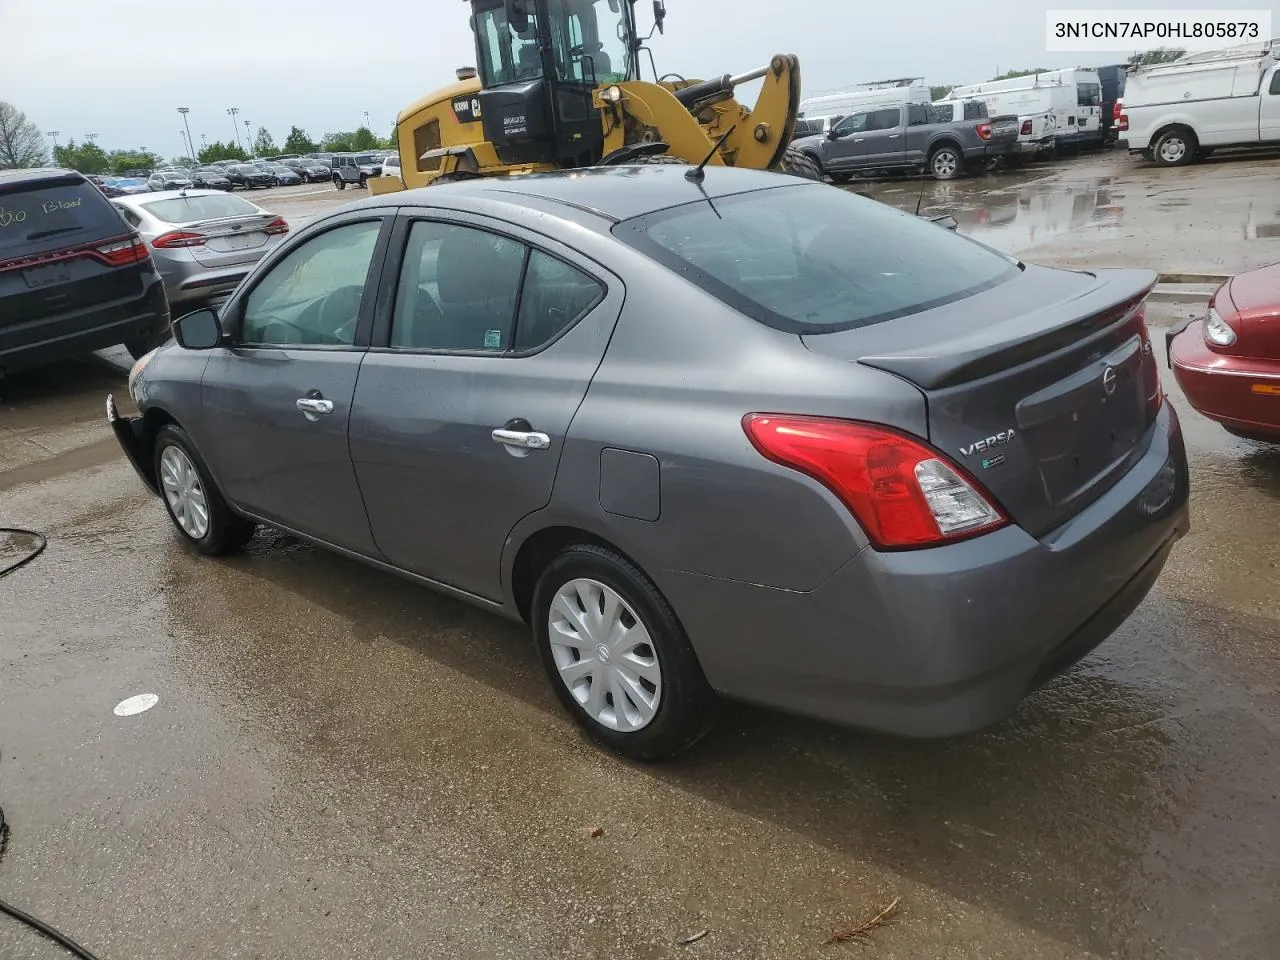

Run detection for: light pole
[[363, 111, 370, 129], [46, 130, 61, 159], [244, 120, 252, 154], [177, 107, 197, 167], [85, 133, 98, 144], [227, 107, 241, 148]]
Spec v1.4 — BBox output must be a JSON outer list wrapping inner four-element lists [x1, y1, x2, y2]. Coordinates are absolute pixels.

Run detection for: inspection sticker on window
[[1046, 9, 1271, 50], [484, 329, 502, 349]]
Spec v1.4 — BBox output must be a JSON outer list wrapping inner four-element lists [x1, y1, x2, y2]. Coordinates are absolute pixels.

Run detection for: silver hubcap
[[934, 151, 957, 177], [159, 445, 209, 540], [1160, 137, 1186, 162], [548, 578, 662, 732]]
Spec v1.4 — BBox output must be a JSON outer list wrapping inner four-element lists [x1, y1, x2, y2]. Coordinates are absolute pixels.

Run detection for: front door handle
[[888, 134, 901, 139], [296, 397, 334, 420], [853, 137, 865, 142], [492, 428, 551, 451]]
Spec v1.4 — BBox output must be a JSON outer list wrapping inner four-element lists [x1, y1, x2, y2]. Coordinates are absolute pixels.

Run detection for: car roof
[[385, 164, 802, 224], [0, 167, 85, 187]]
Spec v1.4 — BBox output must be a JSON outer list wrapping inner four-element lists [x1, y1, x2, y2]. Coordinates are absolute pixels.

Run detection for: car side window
[[866, 108, 901, 131], [832, 113, 868, 137], [514, 250, 604, 351], [115, 205, 141, 228], [1271, 70, 1280, 95], [390, 220, 525, 351], [963, 100, 988, 120], [239, 220, 381, 348]]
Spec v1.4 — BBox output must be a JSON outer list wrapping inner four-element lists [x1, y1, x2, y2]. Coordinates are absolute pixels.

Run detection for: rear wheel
[[1153, 127, 1196, 166], [929, 145, 962, 180], [532, 544, 717, 761], [780, 144, 822, 180], [153, 425, 255, 556], [358, 174, 367, 188]]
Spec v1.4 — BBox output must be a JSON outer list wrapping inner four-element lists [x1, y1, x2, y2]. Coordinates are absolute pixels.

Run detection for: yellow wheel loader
[[369, 0, 820, 196]]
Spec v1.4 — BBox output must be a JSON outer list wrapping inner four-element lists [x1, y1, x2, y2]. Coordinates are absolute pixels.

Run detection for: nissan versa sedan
[[109, 166, 1190, 760], [111, 189, 288, 307]]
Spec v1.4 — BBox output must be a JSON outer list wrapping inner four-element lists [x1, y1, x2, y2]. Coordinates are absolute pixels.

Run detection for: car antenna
[[913, 176, 927, 217], [686, 124, 737, 182]]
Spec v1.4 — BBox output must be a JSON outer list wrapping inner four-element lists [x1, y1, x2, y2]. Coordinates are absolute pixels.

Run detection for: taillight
[[91, 235, 149, 266], [1118, 114, 1128, 132], [152, 231, 207, 249], [975, 122, 993, 141], [265, 217, 289, 236], [1112, 101, 1123, 119], [742, 415, 1008, 550], [1020, 119, 1033, 136]]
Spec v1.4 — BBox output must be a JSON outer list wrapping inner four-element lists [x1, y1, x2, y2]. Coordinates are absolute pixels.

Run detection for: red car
[[1169, 263, 1280, 442]]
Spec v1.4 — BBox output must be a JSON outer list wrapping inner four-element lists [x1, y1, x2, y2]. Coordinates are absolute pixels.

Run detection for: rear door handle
[[492, 428, 550, 451], [296, 397, 334, 419]]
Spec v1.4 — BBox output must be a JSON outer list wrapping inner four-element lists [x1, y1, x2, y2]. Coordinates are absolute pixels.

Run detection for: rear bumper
[[663, 403, 1190, 736], [1017, 136, 1055, 154], [0, 280, 169, 374], [1169, 320, 1280, 438]]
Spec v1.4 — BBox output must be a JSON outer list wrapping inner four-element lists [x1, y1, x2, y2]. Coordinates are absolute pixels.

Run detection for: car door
[[822, 111, 872, 170], [903, 104, 934, 165], [1260, 66, 1280, 141], [348, 212, 624, 601], [861, 107, 908, 166], [198, 213, 392, 554]]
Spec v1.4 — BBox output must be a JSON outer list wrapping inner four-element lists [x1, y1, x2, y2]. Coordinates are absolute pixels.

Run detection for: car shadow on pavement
[[159, 520, 1271, 959]]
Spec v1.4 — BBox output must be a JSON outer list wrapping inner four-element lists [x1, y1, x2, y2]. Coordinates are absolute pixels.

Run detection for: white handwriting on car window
[[42, 197, 82, 213], [0, 206, 29, 228]]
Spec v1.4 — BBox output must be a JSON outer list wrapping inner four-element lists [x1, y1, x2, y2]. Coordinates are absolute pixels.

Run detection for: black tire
[[531, 544, 717, 761], [152, 425, 255, 556], [779, 144, 822, 180], [929, 144, 963, 180], [628, 154, 689, 165], [334, 178, 346, 190], [357, 174, 367, 188], [124, 322, 170, 361], [1152, 127, 1197, 166]]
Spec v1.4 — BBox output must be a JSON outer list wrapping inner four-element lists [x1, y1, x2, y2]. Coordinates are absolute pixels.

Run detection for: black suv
[[0, 168, 170, 374]]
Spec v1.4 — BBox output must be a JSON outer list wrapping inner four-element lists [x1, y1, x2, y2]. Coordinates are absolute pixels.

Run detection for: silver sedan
[[111, 190, 289, 307]]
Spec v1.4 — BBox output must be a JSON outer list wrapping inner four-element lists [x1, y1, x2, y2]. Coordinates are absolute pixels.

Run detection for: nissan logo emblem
[[1102, 366, 1118, 396]]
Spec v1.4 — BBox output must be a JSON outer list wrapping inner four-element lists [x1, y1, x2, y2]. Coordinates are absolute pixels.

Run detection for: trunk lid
[[988, 114, 1022, 144], [802, 266, 1161, 537], [184, 214, 275, 266]]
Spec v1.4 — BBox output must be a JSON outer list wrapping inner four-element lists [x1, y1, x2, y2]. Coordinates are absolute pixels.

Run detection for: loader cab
[[470, 0, 639, 166]]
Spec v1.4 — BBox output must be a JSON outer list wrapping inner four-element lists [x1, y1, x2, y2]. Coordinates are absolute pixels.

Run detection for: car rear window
[[614, 184, 1019, 334], [0, 178, 127, 254], [141, 194, 259, 223]]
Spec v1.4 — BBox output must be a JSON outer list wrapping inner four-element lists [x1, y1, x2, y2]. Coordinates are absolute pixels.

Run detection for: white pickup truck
[[1124, 41, 1280, 165]]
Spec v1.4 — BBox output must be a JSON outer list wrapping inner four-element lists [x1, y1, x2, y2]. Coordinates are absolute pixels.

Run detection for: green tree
[[0, 101, 47, 169], [321, 130, 357, 152], [53, 139, 110, 174], [108, 149, 163, 175], [253, 126, 277, 156], [1128, 47, 1185, 66], [283, 125, 316, 154], [197, 140, 249, 164], [990, 67, 1052, 81], [352, 126, 378, 151], [930, 85, 953, 101]]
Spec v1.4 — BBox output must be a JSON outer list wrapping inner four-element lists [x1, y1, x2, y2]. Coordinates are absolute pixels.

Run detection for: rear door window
[[866, 108, 901, 131], [615, 183, 1019, 334], [0, 178, 126, 255]]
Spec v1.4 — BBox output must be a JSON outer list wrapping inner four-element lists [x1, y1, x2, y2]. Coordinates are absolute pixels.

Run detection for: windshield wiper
[[26, 226, 83, 241]]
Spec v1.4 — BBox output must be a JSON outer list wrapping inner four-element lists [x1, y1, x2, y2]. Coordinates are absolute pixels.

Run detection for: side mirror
[[173, 307, 223, 350], [827, 129, 839, 140], [504, 0, 529, 33], [653, 0, 666, 33]]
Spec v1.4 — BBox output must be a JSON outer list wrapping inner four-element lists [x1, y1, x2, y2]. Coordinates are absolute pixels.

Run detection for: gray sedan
[[108, 166, 1190, 759], [112, 190, 289, 307]]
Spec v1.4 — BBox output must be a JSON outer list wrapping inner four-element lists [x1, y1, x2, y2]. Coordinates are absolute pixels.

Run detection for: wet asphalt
[[1, 151, 1279, 960]]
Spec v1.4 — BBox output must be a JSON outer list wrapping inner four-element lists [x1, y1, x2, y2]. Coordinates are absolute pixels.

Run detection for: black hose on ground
[[0, 532, 106, 958]]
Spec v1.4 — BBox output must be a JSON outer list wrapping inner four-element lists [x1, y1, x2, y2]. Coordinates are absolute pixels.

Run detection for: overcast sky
[[3, 0, 1277, 158]]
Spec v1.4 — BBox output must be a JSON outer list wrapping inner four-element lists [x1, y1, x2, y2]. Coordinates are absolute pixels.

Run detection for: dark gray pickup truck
[[794, 101, 1020, 181]]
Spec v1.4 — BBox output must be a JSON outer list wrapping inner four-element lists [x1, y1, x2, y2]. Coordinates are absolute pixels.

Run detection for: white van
[[799, 81, 931, 121], [948, 69, 1101, 149], [1123, 41, 1280, 165]]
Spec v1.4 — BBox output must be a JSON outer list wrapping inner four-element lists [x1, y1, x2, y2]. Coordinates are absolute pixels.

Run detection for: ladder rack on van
[[1131, 38, 1278, 72]]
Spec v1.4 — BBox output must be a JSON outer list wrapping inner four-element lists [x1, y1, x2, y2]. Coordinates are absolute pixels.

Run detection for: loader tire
[[779, 145, 822, 181], [629, 155, 690, 165]]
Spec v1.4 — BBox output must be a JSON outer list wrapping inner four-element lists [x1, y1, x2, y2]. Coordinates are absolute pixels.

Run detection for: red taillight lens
[[92, 235, 150, 266], [742, 415, 1008, 550], [152, 231, 207, 249], [1020, 119, 1033, 136], [1118, 114, 1129, 132], [975, 122, 992, 140], [265, 216, 289, 236], [1112, 101, 1123, 119]]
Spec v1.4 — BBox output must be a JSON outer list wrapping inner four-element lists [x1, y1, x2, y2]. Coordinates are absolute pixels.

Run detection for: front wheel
[[929, 146, 962, 180], [357, 174, 367, 188], [532, 544, 717, 761], [334, 178, 346, 190], [779, 144, 822, 180], [153, 425, 255, 556]]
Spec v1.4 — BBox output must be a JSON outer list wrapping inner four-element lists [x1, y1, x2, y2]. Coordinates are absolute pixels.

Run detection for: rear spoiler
[[858, 268, 1157, 389]]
